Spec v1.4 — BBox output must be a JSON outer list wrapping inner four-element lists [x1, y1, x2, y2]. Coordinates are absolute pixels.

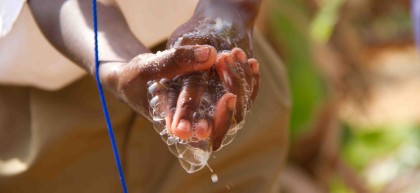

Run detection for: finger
[[195, 118, 212, 139], [194, 75, 226, 140], [147, 79, 170, 121], [171, 73, 210, 140], [231, 48, 252, 86], [147, 78, 169, 100], [215, 53, 246, 122], [211, 93, 237, 151], [165, 79, 181, 136], [215, 52, 235, 86], [132, 45, 217, 80], [232, 48, 253, 112], [248, 58, 260, 102]]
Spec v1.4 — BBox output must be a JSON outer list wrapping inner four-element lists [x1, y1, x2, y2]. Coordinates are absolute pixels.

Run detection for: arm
[[169, 0, 262, 55], [195, 0, 262, 27], [28, 0, 217, 118], [29, 0, 147, 74]]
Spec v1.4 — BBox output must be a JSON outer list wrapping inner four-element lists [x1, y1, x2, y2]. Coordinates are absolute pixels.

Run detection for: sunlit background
[[260, 0, 420, 192]]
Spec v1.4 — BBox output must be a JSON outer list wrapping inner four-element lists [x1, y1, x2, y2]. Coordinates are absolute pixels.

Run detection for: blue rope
[[92, 1, 129, 193]]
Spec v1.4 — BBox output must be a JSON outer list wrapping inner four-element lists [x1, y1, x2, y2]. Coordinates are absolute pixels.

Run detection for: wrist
[[99, 60, 151, 118], [98, 61, 126, 96]]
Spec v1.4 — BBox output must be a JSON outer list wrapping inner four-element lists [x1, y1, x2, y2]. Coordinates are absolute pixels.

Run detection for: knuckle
[[180, 99, 198, 111], [178, 97, 201, 114], [178, 101, 198, 119], [181, 34, 212, 46], [173, 47, 195, 65]]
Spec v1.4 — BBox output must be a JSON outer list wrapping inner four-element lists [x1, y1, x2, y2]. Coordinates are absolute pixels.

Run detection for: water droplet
[[167, 136, 176, 146], [149, 96, 159, 108], [211, 174, 218, 183], [159, 128, 167, 136], [148, 81, 158, 94]]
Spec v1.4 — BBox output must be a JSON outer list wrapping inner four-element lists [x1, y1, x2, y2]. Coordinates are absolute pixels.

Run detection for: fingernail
[[175, 119, 192, 139], [197, 119, 209, 130], [227, 96, 237, 111], [235, 51, 247, 63], [196, 119, 211, 139], [250, 60, 259, 74], [177, 119, 191, 132], [194, 47, 210, 63]]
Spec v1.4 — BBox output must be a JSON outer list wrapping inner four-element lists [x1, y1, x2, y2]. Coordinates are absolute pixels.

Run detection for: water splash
[[146, 60, 250, 173]]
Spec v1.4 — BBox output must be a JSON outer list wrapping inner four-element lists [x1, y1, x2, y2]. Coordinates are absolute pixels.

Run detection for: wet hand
[[162, 17, 261, 150], [211, 48, 260, 150], [99, 45, 217, 119]]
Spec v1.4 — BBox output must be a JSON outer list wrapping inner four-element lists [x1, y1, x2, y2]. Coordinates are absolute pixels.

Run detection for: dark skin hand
[[29, 0, 261, 151], [29, 0, 217, 119], [165, 0, 262, 150]]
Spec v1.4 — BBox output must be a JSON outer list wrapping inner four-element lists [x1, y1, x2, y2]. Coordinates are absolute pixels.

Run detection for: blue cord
[[92, 1, 129, 193]]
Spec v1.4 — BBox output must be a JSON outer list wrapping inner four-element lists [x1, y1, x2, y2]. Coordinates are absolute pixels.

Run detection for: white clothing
[[0, 0, 198, 90], [0, 0, 25, 37]]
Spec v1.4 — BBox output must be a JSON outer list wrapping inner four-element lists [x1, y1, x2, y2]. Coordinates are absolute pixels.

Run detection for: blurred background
[[258, 0, 420, 192]]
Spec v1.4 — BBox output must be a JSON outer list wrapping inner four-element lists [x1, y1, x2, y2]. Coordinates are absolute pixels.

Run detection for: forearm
[[195, 0, 263, 28], [29, 0, 149, 75]]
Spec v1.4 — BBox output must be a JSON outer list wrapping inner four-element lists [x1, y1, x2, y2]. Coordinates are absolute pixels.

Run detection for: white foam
[[147, 71, 250, 172]]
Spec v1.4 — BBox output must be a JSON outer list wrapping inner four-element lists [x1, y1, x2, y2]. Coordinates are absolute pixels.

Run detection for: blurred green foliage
[[268, 0, 419, 191], [267, 1, 326, 139], [329, 174, 355, 193], [311, 0, 344, 42], [342, 124, 413, 169]]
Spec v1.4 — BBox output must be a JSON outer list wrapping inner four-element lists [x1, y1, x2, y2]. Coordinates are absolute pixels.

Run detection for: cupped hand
[[99, 45, 217, 119], [211, 48, 260, 149], [164, 17, 261, 150]]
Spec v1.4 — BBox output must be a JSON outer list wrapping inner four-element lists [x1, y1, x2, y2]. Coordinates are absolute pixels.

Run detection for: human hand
[[211, 48, 260, 149], [99, 45, 217, 120], [141, 46, 259, 173], [162, 13, 261, 151], [119, 0, 263, 173]]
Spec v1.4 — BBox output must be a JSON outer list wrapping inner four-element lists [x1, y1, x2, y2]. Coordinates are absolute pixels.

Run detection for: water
[[146, 52, 251, 173], [206, 164, 219, 183], [206, 164, 213, 172], [211, 174, 218, 183]]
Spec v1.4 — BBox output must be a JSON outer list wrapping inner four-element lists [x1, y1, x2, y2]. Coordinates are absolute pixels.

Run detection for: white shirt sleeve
[[0, 0, 25, 38]]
